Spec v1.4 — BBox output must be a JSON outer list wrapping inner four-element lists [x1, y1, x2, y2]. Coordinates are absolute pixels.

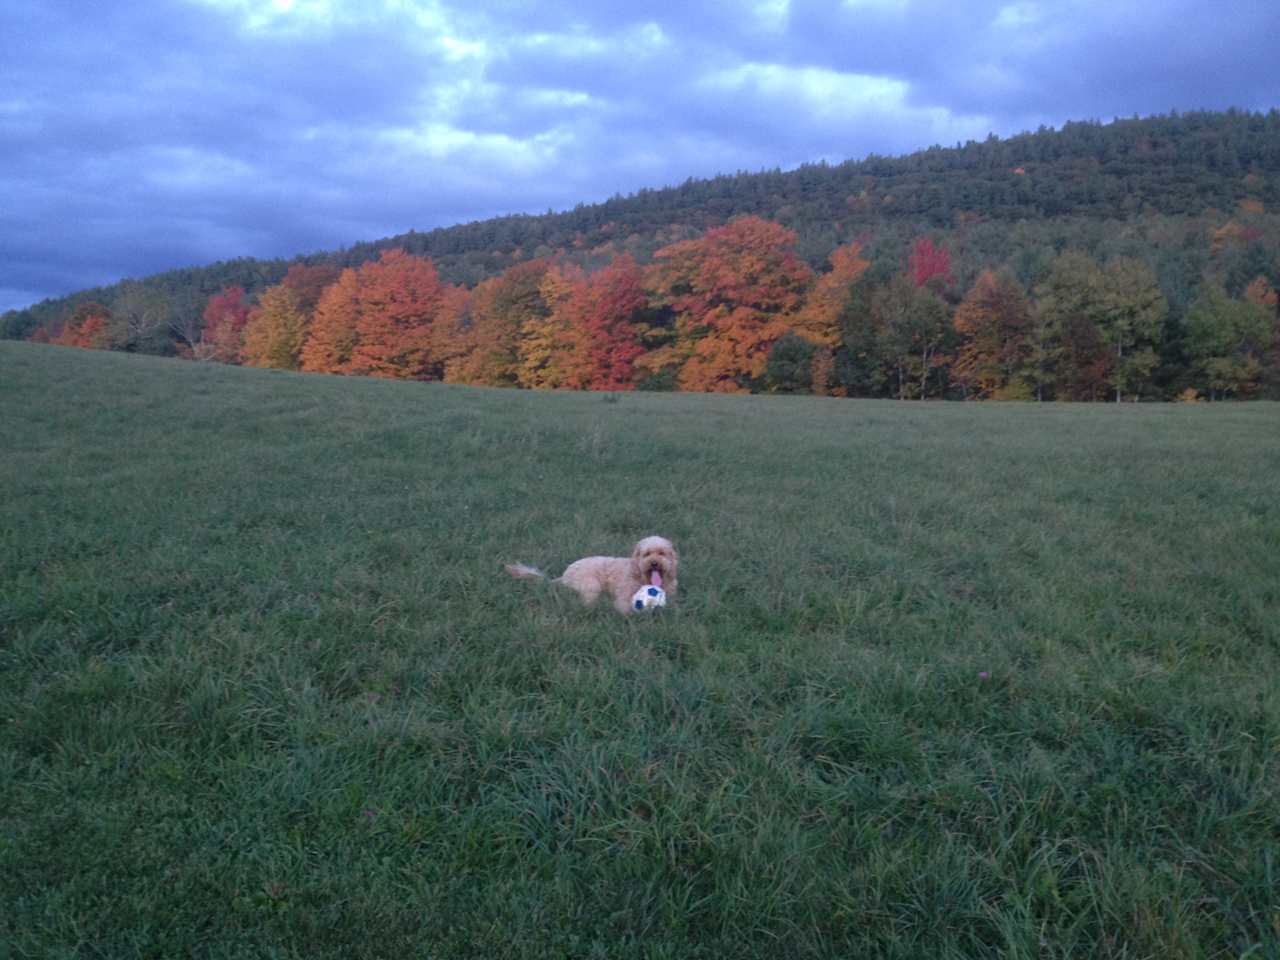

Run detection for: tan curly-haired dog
[[505, 535, 679, 614]]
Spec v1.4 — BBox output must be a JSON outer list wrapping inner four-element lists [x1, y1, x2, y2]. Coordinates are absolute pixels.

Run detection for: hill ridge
[[5, 108, 1278, 338]]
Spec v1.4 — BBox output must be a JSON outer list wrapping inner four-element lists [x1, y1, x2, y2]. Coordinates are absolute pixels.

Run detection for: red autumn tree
[[280, 263, 341, 314], [581, 253, 647, 390], [198, 286, 250, 362], [649, 216, 813, 393], [523, 254, 649, 391], [907, 236, 953, 292]]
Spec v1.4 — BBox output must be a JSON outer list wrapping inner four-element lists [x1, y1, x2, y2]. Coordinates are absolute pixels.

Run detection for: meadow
[[1, 340, 1277, 959]]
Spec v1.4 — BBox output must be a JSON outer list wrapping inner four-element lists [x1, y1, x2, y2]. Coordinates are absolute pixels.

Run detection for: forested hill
[[6, 109, 1278, 342], [6, 109, 1280, 404], [372, 108, 1280, 271]]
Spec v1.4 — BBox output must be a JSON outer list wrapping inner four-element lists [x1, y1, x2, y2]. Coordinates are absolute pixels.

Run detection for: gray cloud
[[2, 0, 1277, 312]]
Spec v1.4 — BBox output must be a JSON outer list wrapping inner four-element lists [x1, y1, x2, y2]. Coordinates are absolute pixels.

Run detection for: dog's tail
[[504, 563, 547, 580]]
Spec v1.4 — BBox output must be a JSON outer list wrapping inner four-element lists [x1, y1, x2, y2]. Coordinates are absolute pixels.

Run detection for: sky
[[2, 0, 1278, 313]]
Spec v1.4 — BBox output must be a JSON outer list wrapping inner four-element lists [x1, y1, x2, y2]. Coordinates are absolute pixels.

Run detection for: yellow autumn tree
[[241, 284, 307, 370], [952, 270, 1033, 399], [445, 260, 551, 387], [516, 264, 597, 389]]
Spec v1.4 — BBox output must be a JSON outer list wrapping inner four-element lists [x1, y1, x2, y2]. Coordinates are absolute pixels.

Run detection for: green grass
[[2, 341, 1278, 959]]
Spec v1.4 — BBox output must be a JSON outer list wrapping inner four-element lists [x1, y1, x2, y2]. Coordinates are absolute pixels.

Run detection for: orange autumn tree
[[791, 241, 870, 395], [793, 241, 870, 347], [300, 251, 458, 379], [347, 250, 450, 379], [648, 216, 813, 393], [1244, 275, 1278, 312], [301, 267, 361, 373], [442, 276, 508, 386], [241, 263, 341, 370], [428, 284, 473, 380], [446, 260, 551, 387], [53, 301, 113, 349], [1244, 276, 1280, 397], [952, 270, 1033, 399]]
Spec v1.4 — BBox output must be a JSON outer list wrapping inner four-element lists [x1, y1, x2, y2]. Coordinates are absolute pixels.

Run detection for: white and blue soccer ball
[[632, 584, 667, 611]]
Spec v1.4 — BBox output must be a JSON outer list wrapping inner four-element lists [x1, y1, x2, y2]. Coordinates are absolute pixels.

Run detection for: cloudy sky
[[2, 0, 1277, 312]]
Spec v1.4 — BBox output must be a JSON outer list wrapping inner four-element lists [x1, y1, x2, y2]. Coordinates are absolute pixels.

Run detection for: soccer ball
[[632, 584, 667, 611]]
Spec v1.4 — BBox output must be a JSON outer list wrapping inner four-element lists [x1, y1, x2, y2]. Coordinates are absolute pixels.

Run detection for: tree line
[[33, 215, 1280, 401]]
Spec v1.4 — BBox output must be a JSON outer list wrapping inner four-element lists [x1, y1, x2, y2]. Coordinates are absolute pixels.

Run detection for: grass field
[[2, 341, 1278, 959]]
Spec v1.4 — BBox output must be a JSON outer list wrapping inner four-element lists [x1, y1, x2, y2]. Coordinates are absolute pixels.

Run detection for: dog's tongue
[[650, 569, 663, 588]]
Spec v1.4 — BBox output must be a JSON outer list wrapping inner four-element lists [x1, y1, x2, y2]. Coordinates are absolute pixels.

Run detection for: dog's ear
[[664, 544, 679, 594], [630, 540, 646, 573]]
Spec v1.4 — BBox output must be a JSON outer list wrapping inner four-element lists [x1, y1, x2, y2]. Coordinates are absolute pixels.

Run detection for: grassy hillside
[[2, 342, 1278, 958]]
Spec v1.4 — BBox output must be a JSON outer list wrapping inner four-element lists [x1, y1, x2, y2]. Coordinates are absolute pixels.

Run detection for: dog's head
[[631, 535, 678, 590]]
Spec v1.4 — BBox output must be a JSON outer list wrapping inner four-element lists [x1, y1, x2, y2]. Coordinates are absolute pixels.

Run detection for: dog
[[505, 535, 679, 614]]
